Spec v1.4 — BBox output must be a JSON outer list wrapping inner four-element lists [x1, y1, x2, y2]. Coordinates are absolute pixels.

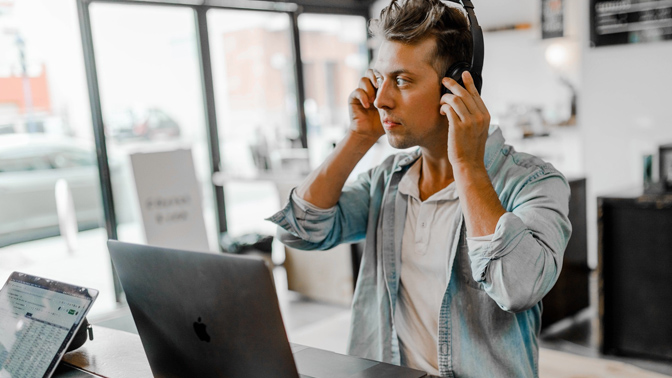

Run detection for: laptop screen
[[0, 272, 98, 378]]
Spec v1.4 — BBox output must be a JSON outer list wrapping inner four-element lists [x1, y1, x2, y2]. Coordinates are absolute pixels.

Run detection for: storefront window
[[207, 9, 298, 239], [0, 2, 371, 311], [89, 3, 218, 249], [0, 0, 116, 316]]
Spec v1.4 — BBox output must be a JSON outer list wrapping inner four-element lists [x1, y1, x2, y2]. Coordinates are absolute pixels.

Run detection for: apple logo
[[193, 317, 211, 342]]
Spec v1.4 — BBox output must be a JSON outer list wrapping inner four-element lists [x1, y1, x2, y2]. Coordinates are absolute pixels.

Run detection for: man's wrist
[[346, 129, 381, 151], [452, 160, 487, 179]]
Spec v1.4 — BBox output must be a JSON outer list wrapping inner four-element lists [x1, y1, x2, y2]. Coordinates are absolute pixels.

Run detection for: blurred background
[[1, 0, 671, 376]]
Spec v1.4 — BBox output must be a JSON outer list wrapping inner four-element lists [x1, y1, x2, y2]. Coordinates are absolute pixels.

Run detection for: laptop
[[107, 240, 427, 378], [0, 272, 99, 378]]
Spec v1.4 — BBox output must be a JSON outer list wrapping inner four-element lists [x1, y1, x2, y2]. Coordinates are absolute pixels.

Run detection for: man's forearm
[[453, 162, 506, 237], [296, 130, 378, 209]]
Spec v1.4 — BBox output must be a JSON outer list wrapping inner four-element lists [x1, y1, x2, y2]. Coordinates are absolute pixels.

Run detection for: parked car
[[0, 134, 131, 247], [107, 108, 181, 142]]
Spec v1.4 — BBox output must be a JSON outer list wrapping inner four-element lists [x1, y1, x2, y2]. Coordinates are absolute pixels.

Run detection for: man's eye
[[375, 77, 383, 85], [396, 77, 407, 86]]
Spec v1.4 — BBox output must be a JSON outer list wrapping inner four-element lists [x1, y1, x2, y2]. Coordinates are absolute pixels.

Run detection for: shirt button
[[421, 222, 426, 227], [441, 344, 448, 354]]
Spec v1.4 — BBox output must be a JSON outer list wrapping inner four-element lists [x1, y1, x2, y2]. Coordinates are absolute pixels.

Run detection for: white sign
[[130, 149, 211, 253]]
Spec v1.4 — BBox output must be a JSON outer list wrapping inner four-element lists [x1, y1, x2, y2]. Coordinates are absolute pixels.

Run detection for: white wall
[[576, 4, 672, 267], [480, 29, 575, 121], [580, 27, 672, 196]]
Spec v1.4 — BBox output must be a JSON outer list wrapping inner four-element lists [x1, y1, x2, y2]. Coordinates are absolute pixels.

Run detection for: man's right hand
[[295, 70, 384, 209], [348, 69, 385, 141]]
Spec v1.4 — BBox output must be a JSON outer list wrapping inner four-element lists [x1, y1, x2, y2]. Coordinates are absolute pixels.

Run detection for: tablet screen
[[0, 272, 98, 378]]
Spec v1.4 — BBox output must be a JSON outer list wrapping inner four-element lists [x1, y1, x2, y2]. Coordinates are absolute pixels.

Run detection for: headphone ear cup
[[442, 61, 470, 95]]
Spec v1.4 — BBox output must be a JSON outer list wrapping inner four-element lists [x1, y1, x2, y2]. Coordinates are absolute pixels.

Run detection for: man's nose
[[373, 80, 394, 110]]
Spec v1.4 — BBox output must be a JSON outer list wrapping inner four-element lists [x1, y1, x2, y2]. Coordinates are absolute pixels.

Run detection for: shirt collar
[[398, 158, 459, 202], [398, 158, 421, 199], [484, 125, 505, 174]]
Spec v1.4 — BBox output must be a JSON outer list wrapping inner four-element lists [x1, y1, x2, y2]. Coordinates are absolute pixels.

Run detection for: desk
[[53, 326, 671, 378], [57, 327, 153, 378], [55, 327, 427, 378]]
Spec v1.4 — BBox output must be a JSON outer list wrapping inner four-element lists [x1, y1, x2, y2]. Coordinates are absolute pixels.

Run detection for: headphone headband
[[460, 1, 484, 77]]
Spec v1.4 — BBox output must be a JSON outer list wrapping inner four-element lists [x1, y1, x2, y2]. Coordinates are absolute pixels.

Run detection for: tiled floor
[[540, 308, 672, 376]]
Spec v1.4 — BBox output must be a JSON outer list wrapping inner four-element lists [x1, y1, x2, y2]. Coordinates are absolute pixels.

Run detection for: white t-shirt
[[394, 159, 490, 375]]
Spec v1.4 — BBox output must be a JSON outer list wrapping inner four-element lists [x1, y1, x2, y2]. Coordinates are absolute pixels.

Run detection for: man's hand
[[348, 69, 385, 141], [295, 70, 384, 209], [440, 71, 503, 237], [439, 71, 491, 169]]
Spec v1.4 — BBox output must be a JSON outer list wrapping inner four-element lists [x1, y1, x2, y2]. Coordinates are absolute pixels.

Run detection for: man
[[267, 0, 571, 376]]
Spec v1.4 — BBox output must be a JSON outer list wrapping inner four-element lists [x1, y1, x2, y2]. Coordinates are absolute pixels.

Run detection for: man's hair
[[369, 0, 472, 81]]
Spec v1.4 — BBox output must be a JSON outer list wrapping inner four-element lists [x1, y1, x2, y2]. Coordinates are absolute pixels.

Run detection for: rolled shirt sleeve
[[466, 234, 494, 252], [467, 174, 572, 313], [266, 169, 374, 251]]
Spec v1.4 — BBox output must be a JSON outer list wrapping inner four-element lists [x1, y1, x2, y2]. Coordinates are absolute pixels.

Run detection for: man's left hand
[[440, 71, 491, 169]]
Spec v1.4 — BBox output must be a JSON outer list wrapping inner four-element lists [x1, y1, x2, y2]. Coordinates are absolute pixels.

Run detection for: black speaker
[[598, 193, 672, 360]]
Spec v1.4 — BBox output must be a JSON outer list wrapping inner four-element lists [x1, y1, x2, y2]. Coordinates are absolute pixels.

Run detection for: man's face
[[373, 37, 448, 150]]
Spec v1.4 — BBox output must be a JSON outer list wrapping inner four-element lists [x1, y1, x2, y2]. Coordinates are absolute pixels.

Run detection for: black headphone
[[441, 0, 485, 95]]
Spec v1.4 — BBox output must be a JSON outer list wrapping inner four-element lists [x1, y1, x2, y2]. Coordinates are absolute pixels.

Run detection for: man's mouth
[[382, 117, 402, 130]]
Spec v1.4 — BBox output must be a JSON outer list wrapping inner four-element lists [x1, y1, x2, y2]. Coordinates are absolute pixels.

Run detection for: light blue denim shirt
[[267, 126, 572, 378]]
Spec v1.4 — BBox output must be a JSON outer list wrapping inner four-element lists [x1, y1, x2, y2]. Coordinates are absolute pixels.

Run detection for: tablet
[[0, 272, 98, 378]]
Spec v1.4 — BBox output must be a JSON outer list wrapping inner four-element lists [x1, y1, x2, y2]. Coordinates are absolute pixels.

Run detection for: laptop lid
[[107, 240, 299, 378], [0, 272, 98, 378]]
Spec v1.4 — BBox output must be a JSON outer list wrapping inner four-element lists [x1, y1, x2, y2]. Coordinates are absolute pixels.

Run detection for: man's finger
[[440, 93, 471, 122], [357, 77, 376, 106], [351, 88, 372, 109], [462, 72, 489, 115], [365, 69, 378, 89], [440, 104, 459, 126], [442, 77, 479, 115]]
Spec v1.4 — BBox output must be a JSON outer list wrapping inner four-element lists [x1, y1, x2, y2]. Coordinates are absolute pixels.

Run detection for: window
[[2, 0, 371, 313], [298, 14, 369, 166], [0, 0, 115, 317], [89, 2, 218, 249], [207, 9, 299, 240], [208, 9, 302, 178]]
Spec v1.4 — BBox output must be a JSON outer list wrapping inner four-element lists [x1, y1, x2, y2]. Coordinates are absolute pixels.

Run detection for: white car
[[0, 134, 130, 247]]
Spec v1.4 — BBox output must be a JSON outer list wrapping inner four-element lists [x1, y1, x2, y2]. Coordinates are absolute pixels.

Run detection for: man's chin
[[385, 133, 416, 150]]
